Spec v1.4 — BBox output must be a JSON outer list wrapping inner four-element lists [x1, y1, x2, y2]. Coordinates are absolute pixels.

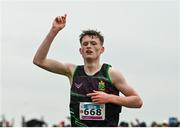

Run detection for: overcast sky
[[1, 0, 180, 126]]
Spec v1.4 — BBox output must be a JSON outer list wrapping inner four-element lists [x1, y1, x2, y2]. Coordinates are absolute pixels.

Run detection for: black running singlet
[[70, 63, 122, 127]]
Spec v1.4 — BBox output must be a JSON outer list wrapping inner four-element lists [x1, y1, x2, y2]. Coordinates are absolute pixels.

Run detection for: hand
[[52, 14, 67, 32], [87, 90, 111, 104]]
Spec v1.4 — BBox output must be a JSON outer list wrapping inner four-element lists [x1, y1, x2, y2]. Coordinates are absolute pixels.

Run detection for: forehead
[[81, 35, 100, 42]]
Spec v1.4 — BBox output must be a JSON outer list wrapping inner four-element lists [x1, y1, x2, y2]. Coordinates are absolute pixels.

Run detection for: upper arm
[[109, 67, 139, 96], [34, 58, 76, 78]]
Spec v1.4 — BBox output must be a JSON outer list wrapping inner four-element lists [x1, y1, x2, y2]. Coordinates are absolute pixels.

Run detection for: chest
[[71, 75, 118, 95]]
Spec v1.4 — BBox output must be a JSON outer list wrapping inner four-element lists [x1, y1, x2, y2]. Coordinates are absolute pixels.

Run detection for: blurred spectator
[[169, 117, 178, 127], [1, 115, 180, 127], [25, 119, 47, 127], [139, 121, 146, 127], [59, 121, 65, 127], [178, 121, 180, 127], [151, 121, 158, 127], [162, 120, 168, 127], [119, 121, 129, 127], [52, 120, 71, 127], [130, 118, 147, 127]]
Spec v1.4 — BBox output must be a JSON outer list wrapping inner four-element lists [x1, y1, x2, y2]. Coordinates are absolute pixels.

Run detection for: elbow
[[33, 58, 38, 65], [33, 57, 42, 67]]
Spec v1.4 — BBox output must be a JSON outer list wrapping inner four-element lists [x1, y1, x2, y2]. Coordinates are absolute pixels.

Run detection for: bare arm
[[87, 67, 143, 108], [33, 14, 75, 79]]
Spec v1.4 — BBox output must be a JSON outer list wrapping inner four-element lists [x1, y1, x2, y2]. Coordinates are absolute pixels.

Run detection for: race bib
[[79, 102, 105, 120]]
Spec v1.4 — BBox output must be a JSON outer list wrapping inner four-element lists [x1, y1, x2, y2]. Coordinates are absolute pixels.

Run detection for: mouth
[[86, 50, 93, 54]]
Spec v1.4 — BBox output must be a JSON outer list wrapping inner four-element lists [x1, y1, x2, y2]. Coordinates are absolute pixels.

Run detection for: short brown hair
[[79, 29, 104, 45]]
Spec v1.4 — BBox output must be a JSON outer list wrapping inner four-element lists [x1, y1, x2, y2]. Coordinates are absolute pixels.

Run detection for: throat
[[84, 63, 102, 76]]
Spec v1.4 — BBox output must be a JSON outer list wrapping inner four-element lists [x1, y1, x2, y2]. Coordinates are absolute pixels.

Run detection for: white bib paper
[[79, 102, 105, 120]]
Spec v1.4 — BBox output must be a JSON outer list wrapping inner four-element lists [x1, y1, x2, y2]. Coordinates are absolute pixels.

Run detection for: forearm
[[33, 28, 59, 64], [108, 94, 143, 108]]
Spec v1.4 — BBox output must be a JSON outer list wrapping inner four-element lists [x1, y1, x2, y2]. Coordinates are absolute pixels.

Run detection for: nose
[[86, 42, 92, 48]]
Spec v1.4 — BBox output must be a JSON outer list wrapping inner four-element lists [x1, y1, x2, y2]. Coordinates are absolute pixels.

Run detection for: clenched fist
[[52, 14, 67, 32]]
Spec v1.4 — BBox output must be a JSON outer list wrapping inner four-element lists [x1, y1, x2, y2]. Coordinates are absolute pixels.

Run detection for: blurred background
[[0, 0, 180, 127]]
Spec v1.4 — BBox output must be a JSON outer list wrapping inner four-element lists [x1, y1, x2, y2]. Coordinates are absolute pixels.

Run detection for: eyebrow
[[82, 41, 97, 43]]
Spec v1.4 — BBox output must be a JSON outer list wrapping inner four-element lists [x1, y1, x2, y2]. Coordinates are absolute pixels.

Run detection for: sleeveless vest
[[70, 63, 122, 127]]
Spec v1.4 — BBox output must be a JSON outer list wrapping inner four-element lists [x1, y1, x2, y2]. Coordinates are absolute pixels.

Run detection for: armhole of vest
[[106, 64, 113, 84], [71, 65, 78, 86], [72, 65, 78, 79]]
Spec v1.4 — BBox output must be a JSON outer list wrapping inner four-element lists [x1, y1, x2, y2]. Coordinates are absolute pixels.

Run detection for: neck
[[84, 59, 101, 75]]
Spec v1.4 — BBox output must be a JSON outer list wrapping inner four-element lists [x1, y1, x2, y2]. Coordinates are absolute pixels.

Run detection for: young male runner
[[33, 14, 143, 127]]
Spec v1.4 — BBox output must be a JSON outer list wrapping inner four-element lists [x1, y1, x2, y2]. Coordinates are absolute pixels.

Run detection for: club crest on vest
[[98, 80, 105, 91]]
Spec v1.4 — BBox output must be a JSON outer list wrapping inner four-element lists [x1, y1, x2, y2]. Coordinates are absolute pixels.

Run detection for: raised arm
[[33, 14, 75, 80]]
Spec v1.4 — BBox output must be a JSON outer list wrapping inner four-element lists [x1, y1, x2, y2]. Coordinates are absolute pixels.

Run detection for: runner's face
[[79, 35, 104, 60]]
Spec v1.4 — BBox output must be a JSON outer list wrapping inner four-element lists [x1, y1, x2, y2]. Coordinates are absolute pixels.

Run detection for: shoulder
[[65, 63, 85, 77], [66, 63, 76, 69], [108, 67, 127, 85]]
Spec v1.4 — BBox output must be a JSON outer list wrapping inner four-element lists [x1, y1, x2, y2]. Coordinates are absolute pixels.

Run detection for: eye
[[82, 42, 88, 46], [91, 41, 97, 45]]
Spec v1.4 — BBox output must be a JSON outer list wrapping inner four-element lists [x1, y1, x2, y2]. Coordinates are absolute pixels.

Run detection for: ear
[[100, 46, 105, 54], [79, 47, 82, 54]]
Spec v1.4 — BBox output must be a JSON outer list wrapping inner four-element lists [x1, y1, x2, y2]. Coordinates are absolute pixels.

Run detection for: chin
[[84, 56, 95, 60], [85, 57, 93, 60]]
